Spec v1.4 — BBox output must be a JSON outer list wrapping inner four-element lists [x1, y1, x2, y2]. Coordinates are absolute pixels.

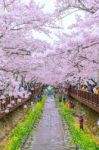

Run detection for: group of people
[[80, 84, 99, 95], [35, 93, 43, 102], [32, 89, 44, 103], [56, 87, 68, 103]]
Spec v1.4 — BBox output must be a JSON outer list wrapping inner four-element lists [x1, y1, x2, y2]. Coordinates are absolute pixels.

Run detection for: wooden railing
[[0, 96, 31, 119], [31, 86, 43, 97], [0, 86, 43, 119], [69, 88, 99, 113]]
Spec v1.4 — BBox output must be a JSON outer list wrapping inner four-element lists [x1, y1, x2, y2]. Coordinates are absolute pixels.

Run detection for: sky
[[22, 0, 55, 13], [22, 0, 85, 44]]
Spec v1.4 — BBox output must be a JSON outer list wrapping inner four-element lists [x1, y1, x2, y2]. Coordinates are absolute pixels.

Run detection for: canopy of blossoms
[[0, 0, 99, 90]]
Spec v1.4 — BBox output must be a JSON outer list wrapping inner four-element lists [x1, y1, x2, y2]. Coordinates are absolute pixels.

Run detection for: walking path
[[31, 96, 65, 150]]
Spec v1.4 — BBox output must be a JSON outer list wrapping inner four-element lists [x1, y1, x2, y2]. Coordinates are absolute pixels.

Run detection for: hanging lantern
[[5, 109, 9, 113], [23, 105, 27, 109], [11, 100, 15, 105], [13, 93, 18, 98], [2, 100, 6, 104], [17, 99, 21, 103], [97, 120, 99, 126], [7, 104, 12, 108], [9, 92, 13, 97]]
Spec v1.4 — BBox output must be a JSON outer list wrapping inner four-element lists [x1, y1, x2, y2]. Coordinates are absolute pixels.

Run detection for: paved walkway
[[31, 96, 65, 150]]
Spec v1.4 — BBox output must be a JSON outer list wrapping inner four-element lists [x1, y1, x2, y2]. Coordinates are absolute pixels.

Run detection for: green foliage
[[6, 97, 46, 150], [61, 104, 99, 150]]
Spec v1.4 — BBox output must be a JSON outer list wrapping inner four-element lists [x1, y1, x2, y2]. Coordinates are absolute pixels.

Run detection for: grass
[[5, 97, 46, 150], [55, 96, 99, 150]]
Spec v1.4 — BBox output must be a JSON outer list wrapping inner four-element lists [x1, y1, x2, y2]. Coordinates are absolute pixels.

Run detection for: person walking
[[79, 116, 84, 130]]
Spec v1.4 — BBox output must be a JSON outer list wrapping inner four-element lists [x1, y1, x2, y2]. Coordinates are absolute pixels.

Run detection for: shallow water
[[71, 98, 99, 136]]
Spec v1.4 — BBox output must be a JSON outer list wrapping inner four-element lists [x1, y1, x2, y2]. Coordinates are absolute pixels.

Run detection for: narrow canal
[[70, 97, 99, 137]]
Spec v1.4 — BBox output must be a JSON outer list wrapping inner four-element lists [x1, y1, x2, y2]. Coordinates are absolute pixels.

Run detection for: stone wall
[[70, 98, 99, 137], [0, 100, 32, 149]]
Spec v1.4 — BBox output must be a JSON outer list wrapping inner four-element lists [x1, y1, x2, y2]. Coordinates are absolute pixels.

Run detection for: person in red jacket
[[79, 116, 84, 129], [68, 101, 74, 108]]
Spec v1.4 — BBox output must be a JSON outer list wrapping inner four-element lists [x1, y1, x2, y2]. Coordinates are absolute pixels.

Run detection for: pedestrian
[[87, 82, 93, 93], [79, 116, 84, 130], [68, 101, 74, 108], [63, 96, 66, 103], [96, 87, 99, 95], [93, 85, 97, 94]]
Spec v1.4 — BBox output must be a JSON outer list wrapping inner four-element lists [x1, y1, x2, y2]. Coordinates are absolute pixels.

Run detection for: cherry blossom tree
[[56, 0, 99, 15], [0, 0, 99, 89], [0, 0, 52, 87]]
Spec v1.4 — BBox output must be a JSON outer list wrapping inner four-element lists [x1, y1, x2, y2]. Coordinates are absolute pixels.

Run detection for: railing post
[[96, 95, 99, 107]]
